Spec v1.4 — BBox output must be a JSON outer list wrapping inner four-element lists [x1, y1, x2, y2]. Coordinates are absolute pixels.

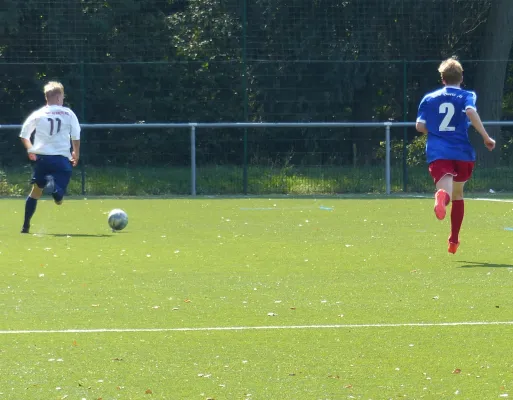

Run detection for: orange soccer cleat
[[434, 189, 450, 220], [448, 240, 460, 254]]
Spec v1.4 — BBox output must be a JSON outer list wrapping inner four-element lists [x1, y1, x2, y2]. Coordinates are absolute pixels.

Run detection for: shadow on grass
[[44, 233, 113, 238], [458, 261, 513, 268]]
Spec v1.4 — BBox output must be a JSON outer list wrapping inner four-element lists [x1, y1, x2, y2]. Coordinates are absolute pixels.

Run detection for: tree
[[1, 0, 513, 171], [474, 0, 513, 166]]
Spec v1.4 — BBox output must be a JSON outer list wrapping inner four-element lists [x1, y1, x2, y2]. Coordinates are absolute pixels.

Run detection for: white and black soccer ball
[[108, 209, 128, 231]]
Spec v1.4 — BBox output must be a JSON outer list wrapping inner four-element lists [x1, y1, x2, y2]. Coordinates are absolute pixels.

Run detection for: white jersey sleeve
[[19, 105, 81, 159], [19, 111, 38, 140], [69, 109, 81, 140]]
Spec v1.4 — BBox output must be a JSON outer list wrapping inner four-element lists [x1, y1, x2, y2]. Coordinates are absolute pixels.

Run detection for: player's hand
[[484, 137, 496, 151], [71, 151, 79, 167], [27, 152, 37, 161]]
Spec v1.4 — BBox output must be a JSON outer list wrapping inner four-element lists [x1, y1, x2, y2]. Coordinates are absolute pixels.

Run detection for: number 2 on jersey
[[439, 102, 455, 132], [47, 117, 62, 136]]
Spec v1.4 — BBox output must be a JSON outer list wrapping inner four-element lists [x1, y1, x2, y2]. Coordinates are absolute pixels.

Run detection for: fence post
[[243, 130, 248, 194], [80, 62, 86, 195], [402, 59, 408, 192], [242, 0, 249, 195], [190, 124, 197, 196], [385, 122, 391, 195]]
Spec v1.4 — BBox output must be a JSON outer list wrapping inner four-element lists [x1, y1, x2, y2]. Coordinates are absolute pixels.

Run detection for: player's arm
[[415, 97, 428, 134], [466, 108, 495, 151], [20, 137, 32, 151], [70, 111, 81, 166], [71, 140, 80, 167], [415, 121, 428, 134], [465, 92, 495, 151], [19, 114, 37, 161]]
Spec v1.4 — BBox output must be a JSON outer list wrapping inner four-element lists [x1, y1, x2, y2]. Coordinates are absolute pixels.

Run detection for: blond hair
[[438, 57, 463, 85], [44, 81, 64, 101]]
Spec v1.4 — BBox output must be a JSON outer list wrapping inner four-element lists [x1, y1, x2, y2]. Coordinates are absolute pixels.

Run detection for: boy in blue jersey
[[416, 57, 495, 254]]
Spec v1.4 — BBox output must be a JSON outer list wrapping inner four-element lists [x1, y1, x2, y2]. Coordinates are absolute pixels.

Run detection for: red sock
[[450, 200, 464, 243]]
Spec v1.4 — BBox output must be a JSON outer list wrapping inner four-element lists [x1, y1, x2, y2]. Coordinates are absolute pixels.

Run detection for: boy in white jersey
[[19, 81, 81, 233]]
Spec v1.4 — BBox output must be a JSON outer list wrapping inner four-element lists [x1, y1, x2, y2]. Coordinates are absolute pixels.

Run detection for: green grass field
[[1, 196, 513, 399]]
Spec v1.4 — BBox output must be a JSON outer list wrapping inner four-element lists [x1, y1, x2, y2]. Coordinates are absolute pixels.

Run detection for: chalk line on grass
[[2, 321, 513, 335]]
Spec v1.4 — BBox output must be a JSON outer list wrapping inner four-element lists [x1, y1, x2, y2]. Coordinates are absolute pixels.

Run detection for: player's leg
[[429, 160, 454, 220], [44, 174, 56, 194], [447, 181, 465, 254], [434, 175, 452, 220], [436, 173, 453, 196], [21, 158, 47, 233], [22, 185, 43, 233], [52, 174, 71, 205], [447, 161, 474, 254], [51, 158, 73, 205]]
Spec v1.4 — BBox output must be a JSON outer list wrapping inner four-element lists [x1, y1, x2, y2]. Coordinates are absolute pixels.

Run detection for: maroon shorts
[[428, 159, 475, 184]]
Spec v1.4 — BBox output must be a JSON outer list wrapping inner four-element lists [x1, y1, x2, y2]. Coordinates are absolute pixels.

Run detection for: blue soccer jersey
[[416, 86, 477, 163]]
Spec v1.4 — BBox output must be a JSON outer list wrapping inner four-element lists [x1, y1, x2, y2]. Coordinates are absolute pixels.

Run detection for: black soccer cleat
[[21, 225, 30, 234]]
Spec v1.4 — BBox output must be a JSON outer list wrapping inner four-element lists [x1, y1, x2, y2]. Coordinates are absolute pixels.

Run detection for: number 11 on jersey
[[47, 117, 62, 136]]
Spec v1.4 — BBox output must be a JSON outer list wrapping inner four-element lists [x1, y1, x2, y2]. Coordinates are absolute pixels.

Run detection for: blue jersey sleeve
[[465, 91, 477, 111], [416, 96, 429, 123]]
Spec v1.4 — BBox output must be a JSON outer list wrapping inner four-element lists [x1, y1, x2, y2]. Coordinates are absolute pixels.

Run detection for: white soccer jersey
[[19, 105, 81, 159]]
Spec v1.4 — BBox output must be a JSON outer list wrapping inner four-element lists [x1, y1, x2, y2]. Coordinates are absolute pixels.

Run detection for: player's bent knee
[[452, 182, 465, 201], [452, 191, 464, 201], [29, 186, 43, 199]]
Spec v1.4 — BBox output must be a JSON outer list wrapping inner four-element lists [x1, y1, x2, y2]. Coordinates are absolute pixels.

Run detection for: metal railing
[[1, 121, 511, 196]]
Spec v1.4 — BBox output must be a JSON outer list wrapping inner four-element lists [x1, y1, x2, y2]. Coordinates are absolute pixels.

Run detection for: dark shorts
[[32, 155, 72, 192], [428, 159, 475, 184]]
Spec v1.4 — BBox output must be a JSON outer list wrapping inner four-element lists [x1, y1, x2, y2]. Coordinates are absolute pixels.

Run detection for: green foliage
[[405, 134, 427, 166], [375, 134, 426, 167], [0, 169, 24, 196], [0, 0, 507, 168]]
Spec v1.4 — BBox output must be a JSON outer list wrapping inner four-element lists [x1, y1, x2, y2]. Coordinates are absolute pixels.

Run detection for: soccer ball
[[108, 209, 128, 231]]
